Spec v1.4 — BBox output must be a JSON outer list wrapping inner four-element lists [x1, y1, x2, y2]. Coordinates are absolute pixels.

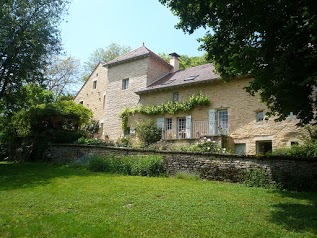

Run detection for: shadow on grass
[[0, 162, 92, 191], [270, 190, 317, 234]]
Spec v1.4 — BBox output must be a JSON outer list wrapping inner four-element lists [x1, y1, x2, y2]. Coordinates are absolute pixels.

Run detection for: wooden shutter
[[209, 109, 216, 135], [185, 115, 192, 138]]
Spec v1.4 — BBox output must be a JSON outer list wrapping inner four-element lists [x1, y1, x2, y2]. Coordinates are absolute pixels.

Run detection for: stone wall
[[48, 144, 317, 186], [137, 78, 304, 155]]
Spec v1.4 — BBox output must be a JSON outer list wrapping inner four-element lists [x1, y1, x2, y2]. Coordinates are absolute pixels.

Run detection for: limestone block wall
[[136, 78, 304, 155], [146, 56, 172, 86], [104, 58, 149, 140], [74, 63, 108, 136]]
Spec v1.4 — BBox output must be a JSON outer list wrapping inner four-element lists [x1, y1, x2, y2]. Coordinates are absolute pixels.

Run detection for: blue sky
[[60, 0, 207, 64]]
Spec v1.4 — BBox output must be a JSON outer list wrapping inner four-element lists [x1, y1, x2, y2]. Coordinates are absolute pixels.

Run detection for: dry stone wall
[[48, 144, 317, 186]]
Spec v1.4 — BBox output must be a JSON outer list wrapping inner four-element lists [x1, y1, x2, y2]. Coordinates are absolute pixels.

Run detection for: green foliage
[[85, 120, 100, 138], [160, 0, 317, 124], [0, 0, 70, 113], [158, 53, 208, 69], [120, 93, 211, 130], [173, 137, 227, 154], [115, 136, 132, 147], [81, 155, 165, 177], [242, 168, 279, 189], [1, 99, 93, 160], [135, 120, 162, 147], [75, 137, 106, 146]]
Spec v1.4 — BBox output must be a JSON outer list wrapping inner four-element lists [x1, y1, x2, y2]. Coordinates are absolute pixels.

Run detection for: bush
[[115, 136, 132, 147], [135, 120, 161, 147], [75, 137, 105, 146], [242, 168, 279, 189], [72, 155, 165, 177]]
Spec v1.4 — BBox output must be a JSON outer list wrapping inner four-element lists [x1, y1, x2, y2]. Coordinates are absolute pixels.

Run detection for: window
[[177, 118, 186, 139], [79, 100, 83, 105], [217, 109, 228, 135], [256, 141, 272, 154], [166, 118, 172, 130], [172, 92, 179, 102], [93, 80, 97, 89], [235, 143, 246, 155], [122, 78, 129, 90], [256, 111, 264, 122]]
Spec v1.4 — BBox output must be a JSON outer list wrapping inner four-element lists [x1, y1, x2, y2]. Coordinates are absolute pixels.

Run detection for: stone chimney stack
[[169, 52, 181, 72]]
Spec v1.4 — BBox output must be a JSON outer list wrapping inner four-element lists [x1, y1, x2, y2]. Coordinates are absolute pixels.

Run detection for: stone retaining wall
[[48, 144, 317, 185]]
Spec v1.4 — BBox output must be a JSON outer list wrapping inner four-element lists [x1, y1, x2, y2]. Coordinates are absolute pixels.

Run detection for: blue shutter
[[209, 109, 216, 135]]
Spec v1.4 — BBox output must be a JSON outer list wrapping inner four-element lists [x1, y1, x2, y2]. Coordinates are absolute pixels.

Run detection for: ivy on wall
[[120, 93, 211, 130]]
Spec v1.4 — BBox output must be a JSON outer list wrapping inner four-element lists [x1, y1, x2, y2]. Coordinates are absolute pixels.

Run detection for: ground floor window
[[235, 143, 246, 155], [166, 118, 172, 130], [256, 140, 272, 154], [177, 118, 186, 139]]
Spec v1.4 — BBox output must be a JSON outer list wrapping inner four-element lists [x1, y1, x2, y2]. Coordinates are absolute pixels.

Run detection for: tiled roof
[[136, 63, 219, 94], [103, 45, 172, 68]]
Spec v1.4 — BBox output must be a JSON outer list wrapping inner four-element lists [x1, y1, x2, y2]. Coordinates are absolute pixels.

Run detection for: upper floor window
[[122, 78, 129, 90], [172, 92, 179, 102], [93, 80, 97, 89], [256, 111, 264, 122]]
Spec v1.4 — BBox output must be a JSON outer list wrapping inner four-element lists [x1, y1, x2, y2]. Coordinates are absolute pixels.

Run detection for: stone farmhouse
[[75, 45, 303, 155]]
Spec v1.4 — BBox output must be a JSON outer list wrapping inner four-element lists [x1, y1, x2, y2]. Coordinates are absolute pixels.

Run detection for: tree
[[83, 43, 131, 80], [45, 55, 81, 97], [0, 0, 69, 113], [159, 0, 317, 124], [158, 53, 208, 69]]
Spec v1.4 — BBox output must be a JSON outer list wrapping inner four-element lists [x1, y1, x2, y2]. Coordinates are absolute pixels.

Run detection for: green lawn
[[0, 163, 316, 238]]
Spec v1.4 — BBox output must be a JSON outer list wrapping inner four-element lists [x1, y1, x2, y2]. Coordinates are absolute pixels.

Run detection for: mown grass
[[0, 162, 316, 238]]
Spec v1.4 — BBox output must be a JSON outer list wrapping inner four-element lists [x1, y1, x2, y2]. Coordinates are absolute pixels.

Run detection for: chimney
[[169, 52, 180, 72]]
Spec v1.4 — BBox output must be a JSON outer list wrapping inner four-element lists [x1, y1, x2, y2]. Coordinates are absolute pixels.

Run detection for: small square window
[[93, 80, 97, 89], [122, 79, 129, 90], [256, 111, 264, 122], [173, 92, 179, 102]]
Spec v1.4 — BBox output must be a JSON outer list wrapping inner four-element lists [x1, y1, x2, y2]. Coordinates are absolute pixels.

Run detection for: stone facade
[[75, 46, 304, 155]]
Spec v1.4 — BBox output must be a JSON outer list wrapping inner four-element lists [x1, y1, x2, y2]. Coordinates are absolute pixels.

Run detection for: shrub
[[115, 136, 132, 147], [242, 168, 279, 189], [135, 120, 161, 147], [75, 137, 105, 146], [73, 155, 165, 177]]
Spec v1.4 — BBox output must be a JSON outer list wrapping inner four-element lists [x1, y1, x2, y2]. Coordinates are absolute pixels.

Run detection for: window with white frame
[[217, 109, 228, 135], [177, 117, 186, 139], [165, 118, 172, 130], [122, 78, 129, 90]]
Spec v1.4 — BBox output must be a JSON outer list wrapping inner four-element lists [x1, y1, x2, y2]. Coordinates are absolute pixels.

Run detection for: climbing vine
[[120, 93, 211, 130]]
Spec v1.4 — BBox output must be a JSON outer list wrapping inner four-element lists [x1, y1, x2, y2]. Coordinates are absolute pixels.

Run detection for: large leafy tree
[[159, 0, 317, 124], [83, 43, 131, 80], [45, 55, 81, 97], [0, 0, 70, 113]]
